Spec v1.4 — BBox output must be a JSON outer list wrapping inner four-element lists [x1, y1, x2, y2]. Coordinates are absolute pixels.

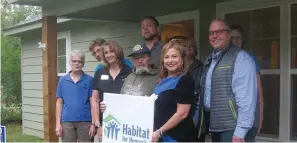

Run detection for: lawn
[[6, 123, 44, 142]]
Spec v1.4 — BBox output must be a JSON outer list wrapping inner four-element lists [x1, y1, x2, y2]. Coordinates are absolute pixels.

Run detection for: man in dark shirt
[[140, 16, 163, 68]]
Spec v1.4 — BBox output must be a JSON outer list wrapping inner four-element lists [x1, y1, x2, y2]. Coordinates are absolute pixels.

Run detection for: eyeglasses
[[209, 29, 230, 36], [71, 60, 83, 64]]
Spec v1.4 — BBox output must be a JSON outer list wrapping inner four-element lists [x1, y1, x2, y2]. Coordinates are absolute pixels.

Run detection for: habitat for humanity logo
[[103, 114, 121, 140]]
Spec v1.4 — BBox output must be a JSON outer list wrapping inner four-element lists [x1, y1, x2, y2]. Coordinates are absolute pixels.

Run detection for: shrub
[[1, 106, 22, 125]]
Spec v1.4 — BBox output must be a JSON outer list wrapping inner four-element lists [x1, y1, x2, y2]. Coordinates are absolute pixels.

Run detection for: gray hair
[[210, 18, 231, 30], [70, 49, 85, 65]]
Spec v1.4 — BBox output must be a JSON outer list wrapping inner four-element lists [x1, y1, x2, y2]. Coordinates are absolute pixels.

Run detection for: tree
[[1, 0, 41, 106]]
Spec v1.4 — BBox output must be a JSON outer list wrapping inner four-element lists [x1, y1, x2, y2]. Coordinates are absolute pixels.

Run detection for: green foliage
[[1, 36, 21, 106], [1, 106, 22, 124], [1, 1, 42, 29], [1, 1, 41, 106]]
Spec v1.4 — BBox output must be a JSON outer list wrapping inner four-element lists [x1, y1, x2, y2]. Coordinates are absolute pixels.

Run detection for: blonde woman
[[91, 41, 132, 141], [151, 41, 197, 142]]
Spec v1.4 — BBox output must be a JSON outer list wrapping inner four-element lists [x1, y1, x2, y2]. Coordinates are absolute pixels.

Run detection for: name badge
[[101, 75, 109, 80]]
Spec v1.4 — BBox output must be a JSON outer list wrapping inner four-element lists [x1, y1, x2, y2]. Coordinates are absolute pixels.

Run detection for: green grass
[[6, 123, 44, 142]]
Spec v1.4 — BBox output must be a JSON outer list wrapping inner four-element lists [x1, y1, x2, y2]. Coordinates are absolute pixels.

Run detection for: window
[[57, 31, 71, 76], [225, 6, 280, 137]]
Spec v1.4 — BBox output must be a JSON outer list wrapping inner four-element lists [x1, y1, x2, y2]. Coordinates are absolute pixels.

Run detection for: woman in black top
[[91, 41, 132, 141], [152, 41, 197, 142]]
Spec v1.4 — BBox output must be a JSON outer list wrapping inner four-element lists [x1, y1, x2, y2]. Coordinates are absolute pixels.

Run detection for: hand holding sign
[[102, 93, 154, 143], [100, 101, 106, 113]]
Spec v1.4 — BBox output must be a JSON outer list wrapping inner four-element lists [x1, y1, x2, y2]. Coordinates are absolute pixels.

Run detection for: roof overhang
[[7, 0, 44, 6], [2, 18, 71, 36], [8, 0, 124, 17]]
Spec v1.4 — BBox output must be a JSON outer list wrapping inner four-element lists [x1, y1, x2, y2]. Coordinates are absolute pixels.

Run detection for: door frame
[[216, 0, 297, 141], [156, 10, 200, 59]]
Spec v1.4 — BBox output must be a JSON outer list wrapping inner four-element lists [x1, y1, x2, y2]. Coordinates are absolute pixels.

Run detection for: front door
[[156, 10, 199, 58], [161, 19, 194, 42]]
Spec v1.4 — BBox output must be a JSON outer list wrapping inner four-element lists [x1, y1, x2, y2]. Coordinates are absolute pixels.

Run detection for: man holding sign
[[120, 44, 159, 97], [100, 44, 159, 128]]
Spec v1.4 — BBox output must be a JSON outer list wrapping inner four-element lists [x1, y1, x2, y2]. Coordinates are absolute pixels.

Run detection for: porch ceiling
[[63, 0, 229, 22], [9, 0, 230, 22], [8, 0, 73, 7]]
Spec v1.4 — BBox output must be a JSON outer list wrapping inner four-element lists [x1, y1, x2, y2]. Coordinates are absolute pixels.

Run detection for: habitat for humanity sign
[[0, 126, 6, 143], [102, 93, 155, 143]]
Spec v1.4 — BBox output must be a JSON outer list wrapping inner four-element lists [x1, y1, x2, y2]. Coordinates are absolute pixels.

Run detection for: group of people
[[55, 16, 264, 142]]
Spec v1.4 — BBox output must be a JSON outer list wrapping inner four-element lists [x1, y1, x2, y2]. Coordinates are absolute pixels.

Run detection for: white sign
[[0, 126, 6, 143], [102, 93, 155, 143]]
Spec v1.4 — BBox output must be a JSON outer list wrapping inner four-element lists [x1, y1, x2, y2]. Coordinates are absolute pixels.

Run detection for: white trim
[[156, 10, 200, 59], [216, 0, 282, 18], [260, 69, 280, 75], [291, 69, 297, 74], [255, 136, 280, 142], [279, 1, 292, 141], [57, 31, 71, 76]]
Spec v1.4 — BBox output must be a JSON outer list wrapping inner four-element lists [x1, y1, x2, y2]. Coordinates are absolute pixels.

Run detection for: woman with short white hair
[[55, 50, 95, 142]]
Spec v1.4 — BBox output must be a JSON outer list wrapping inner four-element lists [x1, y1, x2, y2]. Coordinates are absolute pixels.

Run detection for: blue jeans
[[211, 127, 258, 142], [211, 130, 234, 142], [161, 135, 177, 142], [245, 127, 258, 142]]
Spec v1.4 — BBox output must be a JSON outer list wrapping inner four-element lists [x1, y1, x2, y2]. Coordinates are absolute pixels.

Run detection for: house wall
[[21, 21, 141, 138], [21, 3, 217, 138]]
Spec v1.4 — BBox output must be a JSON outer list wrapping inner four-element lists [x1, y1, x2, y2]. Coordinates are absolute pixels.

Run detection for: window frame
[[57, 31, 71, 76]]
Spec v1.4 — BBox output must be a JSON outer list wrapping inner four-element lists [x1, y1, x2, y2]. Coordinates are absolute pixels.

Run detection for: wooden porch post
[[42, 16, 58, 142]]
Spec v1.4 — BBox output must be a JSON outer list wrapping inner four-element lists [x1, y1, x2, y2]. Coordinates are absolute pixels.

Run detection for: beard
[[143, 33, 158, 41], [135, 66, 150, 74]]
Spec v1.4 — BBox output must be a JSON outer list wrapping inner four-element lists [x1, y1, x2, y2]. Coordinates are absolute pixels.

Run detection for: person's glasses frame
[[209, 29, 230, 36]]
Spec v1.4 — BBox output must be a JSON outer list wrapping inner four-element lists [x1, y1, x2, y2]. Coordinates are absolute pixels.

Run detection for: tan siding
[[23, 113, 43, 123], [23, 105, 43, 114], [71, 34, 142, 56], [23, 73, 42, 82], [71, 22, 140, 43], [23, 90, 42, 98], [23, 97, 43, 106], [83, 61, 98, 73], [23, 66, 42, 74], [22, 81, 42, 90], [22, 36, 42, 51], [22, 49, 42, 58], [84, 52, 97, 63], [23, 120, 44, 131], [85, 71, 94, 77], [23, 57, 42, 66], [23, 127, 44, 138]]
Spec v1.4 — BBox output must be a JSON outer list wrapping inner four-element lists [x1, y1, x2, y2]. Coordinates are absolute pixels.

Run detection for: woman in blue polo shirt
[[91, 40, 131, 141], [55, 50, 95, 142], [151, 41, 197, 142]]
